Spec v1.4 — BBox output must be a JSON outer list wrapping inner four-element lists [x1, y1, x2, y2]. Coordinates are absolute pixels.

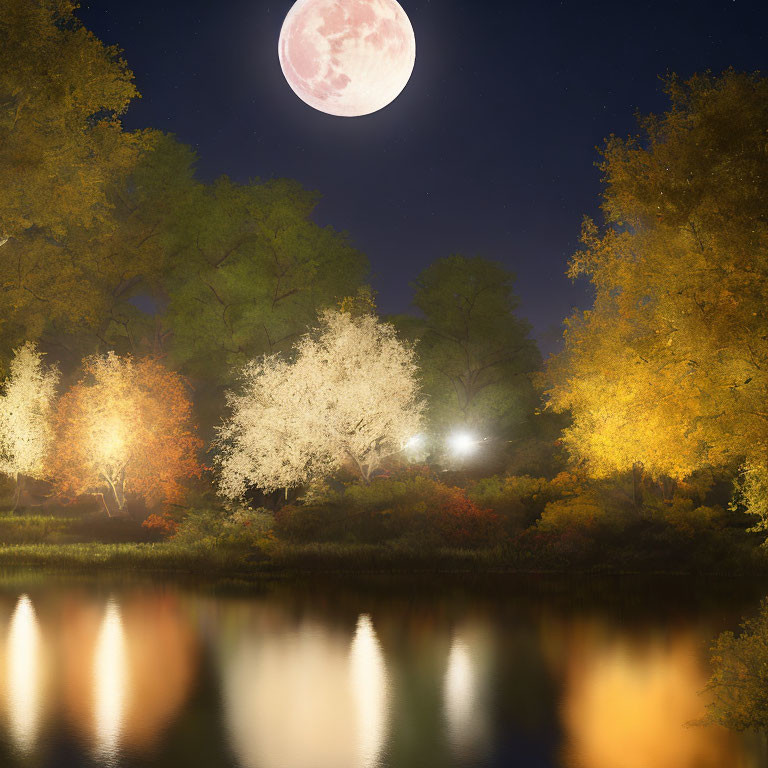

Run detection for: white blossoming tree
[[217, 309, 425, 497], [217, 355, 338, 499], [0, 343, 60, 509]]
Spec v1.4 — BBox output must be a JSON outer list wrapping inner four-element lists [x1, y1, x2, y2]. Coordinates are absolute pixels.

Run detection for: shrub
[[652, 498, 727, 536], [172, 507, 275, 551], [142, 513, 178, 539], [275, 475, 505, 549], [537, 494, 615, 533], [426, 486, 502, 548], [468, 474, 568, 531]]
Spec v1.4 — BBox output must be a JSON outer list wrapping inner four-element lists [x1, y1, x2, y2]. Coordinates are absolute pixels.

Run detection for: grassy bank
[[0, 540, 512, 576], [0, 537, 764, 578], [0, 468, 765, 578]]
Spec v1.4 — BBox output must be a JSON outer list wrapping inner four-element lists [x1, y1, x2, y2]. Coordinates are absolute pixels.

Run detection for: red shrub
[[142, 513, 178, 539], [428, 486, 503, 548]]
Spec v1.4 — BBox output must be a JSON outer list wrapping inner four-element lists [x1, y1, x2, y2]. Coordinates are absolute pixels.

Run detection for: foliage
[[543, 72, 768, 508], [426, 485, 502, 548], [732, 461, 768, 532], [0, 0, 157, 355], [217, 309, 425, 494], [171, 506, 274, 551], [704, 600, 768, 731], [0, 1, 368, 373], [51, 354, 202, 516], [537, 493, 627, 533], [398, 255, 540, 443], [338, 285, 378, 316], [0, 343, 59, 481], [142, 513, 179, 539], [216, 354, 336, 495], [163, 176, 369, 381], [468, 474, 567, 532], [275, 475, 503, 549]]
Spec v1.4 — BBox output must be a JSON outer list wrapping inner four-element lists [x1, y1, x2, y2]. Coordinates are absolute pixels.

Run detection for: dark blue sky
[[80, 0, 768, 354]]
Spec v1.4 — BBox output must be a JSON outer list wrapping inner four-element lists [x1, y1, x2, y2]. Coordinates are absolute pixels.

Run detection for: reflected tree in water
[[705, 600, 768, 732]]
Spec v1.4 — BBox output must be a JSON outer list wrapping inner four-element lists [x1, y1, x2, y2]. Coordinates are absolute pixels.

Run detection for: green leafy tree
[[0, 0, 156, 356], [399, 255, 540, 444], [163, 177, 369, 382]]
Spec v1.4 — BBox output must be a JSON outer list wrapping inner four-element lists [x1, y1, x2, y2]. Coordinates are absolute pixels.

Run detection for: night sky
[[79, 0, 768, 354]]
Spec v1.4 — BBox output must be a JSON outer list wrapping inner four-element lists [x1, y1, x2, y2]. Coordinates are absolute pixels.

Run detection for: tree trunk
[[12, 473, 25, 513], [347, 450, 370, 484], [100, 467, 128, 517], [632, 462, 644, 509]]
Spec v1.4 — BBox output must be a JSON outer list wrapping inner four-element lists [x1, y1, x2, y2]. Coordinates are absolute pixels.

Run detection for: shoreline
[[0, 541, 764, 581]]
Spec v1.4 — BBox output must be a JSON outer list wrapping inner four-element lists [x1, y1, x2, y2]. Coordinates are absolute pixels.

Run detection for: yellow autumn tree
[[544, 71, 768, 522]]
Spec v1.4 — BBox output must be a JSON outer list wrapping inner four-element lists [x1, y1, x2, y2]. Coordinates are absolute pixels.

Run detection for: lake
[[0, 573, 764, 767]]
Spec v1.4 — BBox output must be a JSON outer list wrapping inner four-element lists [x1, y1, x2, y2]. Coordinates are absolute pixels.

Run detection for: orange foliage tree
[[51, 354, 202, 516]]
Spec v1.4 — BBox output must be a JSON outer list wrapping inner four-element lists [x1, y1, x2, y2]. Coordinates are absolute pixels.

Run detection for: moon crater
[[279, 0, 416, 117]]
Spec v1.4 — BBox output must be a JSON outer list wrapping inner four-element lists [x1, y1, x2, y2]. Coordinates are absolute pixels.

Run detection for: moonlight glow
[[278, 0, 416, 117]]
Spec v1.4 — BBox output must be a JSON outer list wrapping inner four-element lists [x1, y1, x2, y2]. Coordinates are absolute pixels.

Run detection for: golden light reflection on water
[[92, 599, 127, 762], [561, 627, 751, 768], [59, 592, 197, 757], [0, 585, 762, 768], [6, 595, 44, 755]]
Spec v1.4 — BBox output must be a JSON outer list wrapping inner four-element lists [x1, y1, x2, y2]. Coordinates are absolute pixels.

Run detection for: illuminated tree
[[0, 343, 59, 507], [544, 72, 768, 512], [217, 356, 337, 497], [218, 309, 424, 496], [51, 354, 202, 516]]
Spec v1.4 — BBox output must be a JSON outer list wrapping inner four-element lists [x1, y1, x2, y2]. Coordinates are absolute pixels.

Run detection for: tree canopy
[[163, 173, 369, 381], [217, 309, 424, 495], [0, 343, 59, 484], [51, 354, 202, 515], [544, 72, 768, 522], [0, 0, 157, 357], [399, 255, 540, 442]]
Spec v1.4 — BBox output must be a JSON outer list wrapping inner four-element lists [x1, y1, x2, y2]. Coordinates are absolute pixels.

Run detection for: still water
[[0, 574, 764, 768]]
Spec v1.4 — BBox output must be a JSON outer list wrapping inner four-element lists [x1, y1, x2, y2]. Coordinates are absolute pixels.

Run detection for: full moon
[[278, 0, 416, 118]]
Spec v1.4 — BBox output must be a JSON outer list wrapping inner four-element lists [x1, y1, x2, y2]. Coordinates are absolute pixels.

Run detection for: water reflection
[[0, 582, 760, 768], [350, 614, 389, 768], [561, 628, 745, 768], [444, 638, 474, 747], [93, 599, 127, 761], [64, 593, 198, 756], [222, 610, 391, 768], [222, 617, 358, 768], [705, 599, 768, 735], [6, 595, 44, 754], [443, 630, 490, 761]]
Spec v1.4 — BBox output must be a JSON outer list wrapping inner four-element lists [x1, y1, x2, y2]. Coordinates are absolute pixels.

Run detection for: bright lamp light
[[448, 432, 477, 456], [405, 435, 423, 451]]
